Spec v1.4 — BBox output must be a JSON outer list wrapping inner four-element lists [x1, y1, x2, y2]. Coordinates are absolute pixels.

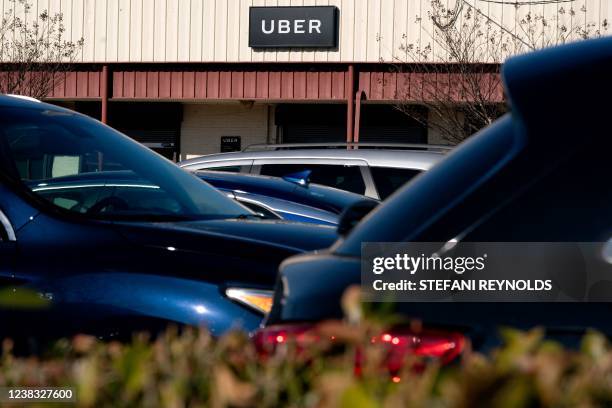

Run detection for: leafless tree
[[0, 0, 83, 99], [394, 0, 608, 145]]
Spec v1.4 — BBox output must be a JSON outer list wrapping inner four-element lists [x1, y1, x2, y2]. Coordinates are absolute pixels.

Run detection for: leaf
[[212, 365, 256, 408], [341, 285, 362, 324], [581, 330, 608, 360], [341, 384, 380, 408]]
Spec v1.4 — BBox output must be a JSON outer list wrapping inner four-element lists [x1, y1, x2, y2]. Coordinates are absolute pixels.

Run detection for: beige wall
[[10, 0, 610, 63], [427, 109, 447, 146], [181, 103, 275, 159], [181, 102, 446, 156]]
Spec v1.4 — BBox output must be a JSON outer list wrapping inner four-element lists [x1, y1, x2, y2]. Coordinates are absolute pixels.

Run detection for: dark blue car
[[0, 95, 338, 345], [195, 170, 379, 226], [261, 38, 612, 359]]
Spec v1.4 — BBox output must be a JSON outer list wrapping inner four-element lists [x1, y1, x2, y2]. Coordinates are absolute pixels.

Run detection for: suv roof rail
[[243, 142, 452, 152]]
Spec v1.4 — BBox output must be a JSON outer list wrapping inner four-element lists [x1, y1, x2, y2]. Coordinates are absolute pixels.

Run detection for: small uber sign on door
[[249, 6, 339, 49]]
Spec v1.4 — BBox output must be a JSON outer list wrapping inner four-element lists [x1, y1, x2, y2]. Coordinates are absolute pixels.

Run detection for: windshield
[[0, 106, 252, 221]]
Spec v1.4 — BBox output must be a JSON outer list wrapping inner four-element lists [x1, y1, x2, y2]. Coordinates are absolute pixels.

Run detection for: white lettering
[[261, 20, 274, 34], [260, 19, 324, 35], [294, 19, 305, 34], [309, 19, 322, 34], [372, 257, 385, 274], [278, 20, 291, 34]]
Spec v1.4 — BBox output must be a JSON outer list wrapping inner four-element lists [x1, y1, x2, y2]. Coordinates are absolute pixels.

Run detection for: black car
[[0, 96, 338, 345], [260, 37, 612, 358]]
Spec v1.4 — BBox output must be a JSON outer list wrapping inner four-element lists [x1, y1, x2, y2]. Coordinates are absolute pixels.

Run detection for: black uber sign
[[220, 136, 241, 153], [249, 6, 338, 49]]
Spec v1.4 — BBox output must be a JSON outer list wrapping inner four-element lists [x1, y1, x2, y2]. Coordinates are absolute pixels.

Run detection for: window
[[370, 167, 422, 200], [0, 108, 251, 221], [260, 164, 366, 195], [203, 166, 242, 173]]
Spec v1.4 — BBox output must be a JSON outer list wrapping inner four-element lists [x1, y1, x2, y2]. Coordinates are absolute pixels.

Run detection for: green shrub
[[1, 291, 612, 407]]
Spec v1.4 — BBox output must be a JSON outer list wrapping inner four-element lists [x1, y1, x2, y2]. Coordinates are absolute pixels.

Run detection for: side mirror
[[282, 170, 311, 187], [337, 200, 379, 237]]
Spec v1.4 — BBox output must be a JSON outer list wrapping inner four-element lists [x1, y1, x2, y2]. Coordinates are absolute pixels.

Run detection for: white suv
[[179, 143, 449, 200]]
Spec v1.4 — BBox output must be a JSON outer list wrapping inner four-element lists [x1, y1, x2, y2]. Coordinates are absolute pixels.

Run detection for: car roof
[[0, 94, 69, 112], [180, 147, 446, 170]]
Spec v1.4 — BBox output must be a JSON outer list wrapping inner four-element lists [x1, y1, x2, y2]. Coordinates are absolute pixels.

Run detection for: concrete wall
[[426, 109, 448, 146], [180, 103, 275, 159], [9, 0, 609, 63]]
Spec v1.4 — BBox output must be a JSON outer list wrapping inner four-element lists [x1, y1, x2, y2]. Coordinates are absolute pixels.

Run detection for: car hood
[[115, 218, 338, 255], [161, 218, 336, 251], [84, 218, 339, 286]]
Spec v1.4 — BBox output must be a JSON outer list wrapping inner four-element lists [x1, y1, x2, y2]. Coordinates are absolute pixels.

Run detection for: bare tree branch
[[0, 0, 83, 99], [393, 0, 607, 144]]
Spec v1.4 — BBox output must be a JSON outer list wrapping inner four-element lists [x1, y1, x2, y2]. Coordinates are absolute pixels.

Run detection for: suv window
[[260, 164, 366, 195], [204, 166, 242, 173], [370, 167, 421, 199]]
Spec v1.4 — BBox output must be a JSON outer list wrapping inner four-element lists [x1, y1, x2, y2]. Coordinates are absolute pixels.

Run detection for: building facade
[[6, 0, 610, 159]]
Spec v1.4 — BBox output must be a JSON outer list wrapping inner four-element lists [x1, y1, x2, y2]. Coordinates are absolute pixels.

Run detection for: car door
[[251, 159, 376, 197]]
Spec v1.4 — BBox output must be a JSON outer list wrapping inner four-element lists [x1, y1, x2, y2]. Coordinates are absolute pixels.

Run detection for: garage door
[[276, 104, 346, 144], [275, 104, 427, 144], [110, 103, 182, 161], [358, 105, 427, 144]]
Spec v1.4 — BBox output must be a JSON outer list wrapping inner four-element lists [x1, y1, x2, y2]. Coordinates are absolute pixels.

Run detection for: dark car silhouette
[[0, 96, 337, 346], [259, 37, 612, 361]]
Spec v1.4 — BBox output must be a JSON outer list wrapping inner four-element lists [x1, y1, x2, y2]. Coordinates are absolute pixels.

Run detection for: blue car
[[261, 37, 612, 358], [195, 170, 379, 226], [0, 95, 338, 345]]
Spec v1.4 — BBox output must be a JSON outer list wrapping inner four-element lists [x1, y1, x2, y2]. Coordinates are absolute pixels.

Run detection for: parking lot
[[1, 0, 612, 406]]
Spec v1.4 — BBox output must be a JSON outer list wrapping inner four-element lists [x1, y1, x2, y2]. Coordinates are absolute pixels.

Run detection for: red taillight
[[253, 323, 330, 354], [375, 329, 465, 372], [253, 323, 465, 372]]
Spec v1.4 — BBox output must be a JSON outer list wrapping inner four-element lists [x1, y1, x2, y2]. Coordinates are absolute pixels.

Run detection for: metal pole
[[346, 64, 355, 144], [101, 65, 109, 124], [354, 90, 364, 144]]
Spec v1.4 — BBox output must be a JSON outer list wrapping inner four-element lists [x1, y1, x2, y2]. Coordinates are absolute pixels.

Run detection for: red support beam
[[101, 65, 109, 124], [346, 64, 355, 143], [354, 90, 365, 143]]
